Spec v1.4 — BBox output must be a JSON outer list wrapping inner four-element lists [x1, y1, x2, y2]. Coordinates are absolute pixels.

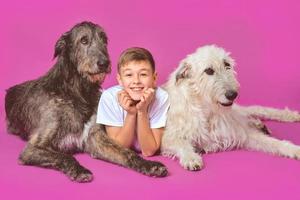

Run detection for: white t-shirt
[[96, 85, 169, 150]]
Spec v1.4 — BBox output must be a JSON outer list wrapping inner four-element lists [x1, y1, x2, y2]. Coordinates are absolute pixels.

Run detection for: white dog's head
[[170, 45, 239, 107]]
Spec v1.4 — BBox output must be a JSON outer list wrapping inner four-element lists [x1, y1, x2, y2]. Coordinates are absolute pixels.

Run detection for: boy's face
[[117, 60, 157, 101]]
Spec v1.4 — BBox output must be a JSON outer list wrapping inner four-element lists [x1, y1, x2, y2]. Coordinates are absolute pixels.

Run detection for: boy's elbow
[[142, 147, 159, 157], [142, 151, 155, 157]]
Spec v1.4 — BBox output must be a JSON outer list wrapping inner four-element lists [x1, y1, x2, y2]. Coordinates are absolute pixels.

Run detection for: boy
[[96, 47, 169, 157]]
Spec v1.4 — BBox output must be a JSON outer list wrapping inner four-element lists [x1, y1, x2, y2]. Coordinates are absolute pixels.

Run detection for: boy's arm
[[136, 111, 164, 156], [136, 88, 165, 156], [105, 113, 136, 148], [105, 90, 139, 148]]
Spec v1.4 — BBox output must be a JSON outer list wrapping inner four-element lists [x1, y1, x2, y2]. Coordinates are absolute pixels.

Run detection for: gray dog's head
[[54, 21, 111, 83]]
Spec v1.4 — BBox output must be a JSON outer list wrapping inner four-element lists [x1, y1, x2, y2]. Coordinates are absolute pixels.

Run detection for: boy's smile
[[117, 60, 157, 101], [130, 86, 144, 91], [128, 86, 145, 101]]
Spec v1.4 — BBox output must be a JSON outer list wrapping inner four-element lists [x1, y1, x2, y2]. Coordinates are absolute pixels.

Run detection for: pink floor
[[1, 114, 300, 199], [1, 0, 300, 199]]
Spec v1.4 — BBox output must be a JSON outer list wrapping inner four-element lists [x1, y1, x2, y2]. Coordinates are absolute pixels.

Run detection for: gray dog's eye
[[80, 36, 89, 45], [204, 68, 215, 75]]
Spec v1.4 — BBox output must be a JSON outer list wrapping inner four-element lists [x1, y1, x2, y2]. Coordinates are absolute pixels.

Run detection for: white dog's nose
[[225, 90, 238, 101]]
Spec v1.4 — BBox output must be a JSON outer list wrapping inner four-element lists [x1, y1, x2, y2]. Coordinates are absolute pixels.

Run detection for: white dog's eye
[[224, 61, 231, 70], [204, 68, 215, 75]]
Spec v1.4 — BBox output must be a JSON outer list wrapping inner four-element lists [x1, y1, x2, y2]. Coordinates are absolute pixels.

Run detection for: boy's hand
[[118, 90, 137, 114], [136, 88, 155, 113]]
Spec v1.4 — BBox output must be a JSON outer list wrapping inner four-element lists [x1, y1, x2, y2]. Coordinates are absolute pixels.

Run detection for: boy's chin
[[129, 94, 142, 101], [127, 90, 147, 101]]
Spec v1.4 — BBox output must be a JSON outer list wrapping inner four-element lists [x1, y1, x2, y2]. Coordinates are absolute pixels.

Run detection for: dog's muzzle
[[87, 59, 110, 83], [219, 90, 238, 107], [225, 90, 238, 101], [97, 59, 111, 73]]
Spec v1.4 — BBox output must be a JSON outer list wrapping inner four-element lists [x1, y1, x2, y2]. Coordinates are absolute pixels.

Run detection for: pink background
[[1, 0, 300, 199]]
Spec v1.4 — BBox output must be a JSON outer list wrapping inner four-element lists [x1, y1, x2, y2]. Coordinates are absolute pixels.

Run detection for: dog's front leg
[[84, 124, 168, 177], [233, 104, 300, 122], [19, 143, 93, 182], [244, 132, 300, 159], [162, 137, 203, 171]]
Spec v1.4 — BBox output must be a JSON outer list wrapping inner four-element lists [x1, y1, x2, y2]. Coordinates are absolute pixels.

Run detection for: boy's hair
[[117, 47, 155, 73]]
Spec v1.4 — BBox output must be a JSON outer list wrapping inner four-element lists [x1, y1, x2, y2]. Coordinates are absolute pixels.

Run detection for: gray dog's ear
[[54, 32, 70, 59], [175, 62, 191, 84]]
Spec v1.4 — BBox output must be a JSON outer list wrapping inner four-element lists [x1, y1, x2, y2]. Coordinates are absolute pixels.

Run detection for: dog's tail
[[234, 104, 300, 122]]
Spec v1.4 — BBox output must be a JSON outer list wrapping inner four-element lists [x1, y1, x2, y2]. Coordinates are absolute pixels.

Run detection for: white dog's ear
[[175, 62, 191, 84]]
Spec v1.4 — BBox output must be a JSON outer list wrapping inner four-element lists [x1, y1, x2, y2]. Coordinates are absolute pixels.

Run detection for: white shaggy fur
[[161, 45, 300, 170]]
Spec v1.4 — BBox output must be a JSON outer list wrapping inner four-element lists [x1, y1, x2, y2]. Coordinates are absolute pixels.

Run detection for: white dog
[[161, 45, 300, 170]]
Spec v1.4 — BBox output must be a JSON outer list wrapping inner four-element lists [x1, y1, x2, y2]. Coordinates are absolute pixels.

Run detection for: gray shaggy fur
[[5, 21, 167, 182]]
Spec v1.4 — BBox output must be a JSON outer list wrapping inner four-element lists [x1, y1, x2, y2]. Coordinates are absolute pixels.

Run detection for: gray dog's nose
[[225, 90, 238, 101], [97, 59, 111, 73], [97, 59, 109, 67]]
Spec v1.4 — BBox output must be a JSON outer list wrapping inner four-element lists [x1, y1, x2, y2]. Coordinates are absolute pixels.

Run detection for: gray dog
[[5, 21, 167, 182]]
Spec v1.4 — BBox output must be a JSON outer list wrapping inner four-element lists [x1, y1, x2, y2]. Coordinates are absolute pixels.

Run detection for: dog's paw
[[140, 160, 168, 177], [179, 153, 204, 171], [293, 149, 300, 160], [68, 167, 93, 183], [282, 108, 300, 122]]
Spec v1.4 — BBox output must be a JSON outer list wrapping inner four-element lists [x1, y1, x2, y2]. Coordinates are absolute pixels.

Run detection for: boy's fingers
[[119, 94, 132, 108], [118, 90, 125, 96], [118, 91, 126, 101], [125, 99, 134, 109], [149, 88, 155, 92], [144, 88, 155, 97], [144, 91, 153, 100], [148, 89, 155, 97], [124, 95, 130, 101], [118, 90, 129, 98], [144, 87, 150, 93], [140, 96, 145, 102], [145, 88, 154, 93], [144, 94, 150, 101], [124, 100, 130, 109], [119, 94, 126, 103], [120, 92, 131, 101], [122, 91, 133, 101]]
